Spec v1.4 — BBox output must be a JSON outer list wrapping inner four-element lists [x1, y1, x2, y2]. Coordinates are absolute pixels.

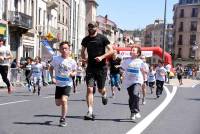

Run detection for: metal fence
[[10, 68, 26, 87]]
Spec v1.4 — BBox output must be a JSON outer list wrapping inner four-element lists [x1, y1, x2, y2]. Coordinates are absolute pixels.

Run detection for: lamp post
[[162, 0, 167, 62], [38, 31, 42, 57], [192, 41, 198, 66]]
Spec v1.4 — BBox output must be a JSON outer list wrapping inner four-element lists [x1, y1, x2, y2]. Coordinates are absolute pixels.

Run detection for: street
[[0, 79, 200, 134]]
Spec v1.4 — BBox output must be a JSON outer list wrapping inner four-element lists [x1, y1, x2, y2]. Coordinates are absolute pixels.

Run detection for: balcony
[[47, 0, 59, 10], [7, 11, 32, 29]]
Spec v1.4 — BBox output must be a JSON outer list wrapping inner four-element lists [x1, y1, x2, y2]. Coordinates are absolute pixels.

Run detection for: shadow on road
[[112, 102, 128, 105], [34, 114, 84, 120], [13, 121, 58, 126], [94, 118, 136, 123], [187, 98, 200, 101]]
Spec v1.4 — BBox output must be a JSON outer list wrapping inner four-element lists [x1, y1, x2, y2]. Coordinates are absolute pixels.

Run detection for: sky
[[96, 0, 179, 30]]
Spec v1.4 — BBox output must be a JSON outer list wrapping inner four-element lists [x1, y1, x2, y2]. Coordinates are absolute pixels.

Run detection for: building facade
[[173, 0, 200, 66]]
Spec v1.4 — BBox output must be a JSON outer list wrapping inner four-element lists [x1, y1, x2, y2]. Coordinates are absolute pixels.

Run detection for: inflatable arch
[[113, 46, 172, 66]]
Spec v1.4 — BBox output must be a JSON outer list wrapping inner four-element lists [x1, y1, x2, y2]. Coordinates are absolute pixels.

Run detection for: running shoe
[[135, 112, 141, 119], [84, 112, 95, 120], [117, 85, 121, 91], [142, 98, 146, 105], [102, 96, 108, 105], [130, 113, 135, 120], [8, 87, 12, 94], [59, 117, 67, 127]]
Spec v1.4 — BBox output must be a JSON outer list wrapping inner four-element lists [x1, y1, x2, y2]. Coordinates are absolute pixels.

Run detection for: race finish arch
[[113, 46, 172, 66]]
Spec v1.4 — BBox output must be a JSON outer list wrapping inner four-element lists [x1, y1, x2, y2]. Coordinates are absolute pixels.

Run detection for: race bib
[[127, 67, 139, 81]]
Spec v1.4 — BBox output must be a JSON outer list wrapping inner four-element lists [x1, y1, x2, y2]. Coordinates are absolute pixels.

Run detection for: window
[[186, 0, 193, 4], [38, 8, 41, 25], [178, 35, 183, 45], [179, 22, 184, 31], [190, 34, 196, 45], [177, 48, 182, 58], [191, 8, 198, 17], [189, 47, 195, 58], [191, 21, 197, 31], [180, 9, 184, 18]]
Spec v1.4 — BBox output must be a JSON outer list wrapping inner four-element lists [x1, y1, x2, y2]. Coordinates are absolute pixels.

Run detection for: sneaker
[[142, 98, 146, 105], [28, 85, 32, 92], [84, 112, 95, 120], [33, 89, 36, 94], [135, 112, 141, 119], [102, 96, 108, 105], [59, 117, 67, 127], [8, 87, 12, 94], [117, 85, 121, 91], [130, 113, 135, 120]]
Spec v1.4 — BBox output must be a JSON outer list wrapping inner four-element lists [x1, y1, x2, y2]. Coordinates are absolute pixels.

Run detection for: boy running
[[50, 41, 77, 127], [121, 45, 145, 120]]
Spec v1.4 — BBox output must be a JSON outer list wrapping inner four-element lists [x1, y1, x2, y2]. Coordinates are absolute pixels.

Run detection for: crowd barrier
[[9, 68, 52, 87]]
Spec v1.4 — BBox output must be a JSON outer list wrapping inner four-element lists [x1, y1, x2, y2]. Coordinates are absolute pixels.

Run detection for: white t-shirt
[[76, 66, 83, 77], [156, 66, 167, 81], [31, 63, 43, 78], [51, 56, 77, 87], [147, 70, 156, 82], [165, 64, 171, 72], [121, 58, 144, 88], [0, 45, 11, 66]]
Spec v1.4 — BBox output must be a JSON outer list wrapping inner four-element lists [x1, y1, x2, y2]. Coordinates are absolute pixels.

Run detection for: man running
[[81, 21, 113, 120], [0, 36, 13, 94]]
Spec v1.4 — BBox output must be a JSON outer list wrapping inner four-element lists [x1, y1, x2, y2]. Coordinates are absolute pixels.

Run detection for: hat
[[88, 21, 98, 27]]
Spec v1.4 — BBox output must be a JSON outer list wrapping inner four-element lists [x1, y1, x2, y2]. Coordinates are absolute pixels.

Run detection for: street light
[[192, 41, 198, 66], [38, 31, 42, 57], [162, 0, 167, 62]]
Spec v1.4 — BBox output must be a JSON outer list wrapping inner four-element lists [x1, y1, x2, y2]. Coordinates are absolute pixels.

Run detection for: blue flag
[[41, 40, 55, 55]]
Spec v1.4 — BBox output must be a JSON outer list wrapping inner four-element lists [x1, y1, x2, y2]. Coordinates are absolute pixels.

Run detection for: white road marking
[[192, 84, 199, 88], [42, 96, 54, 99], [0, 100, 30, 106], [126, 86, 177, 134]]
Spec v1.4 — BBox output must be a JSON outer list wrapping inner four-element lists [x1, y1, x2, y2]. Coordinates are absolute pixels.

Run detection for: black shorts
[[143, 81, 148, 86], [148, 81, 155, 87], [55, 86, 71, 99], [86, 66, 107, 89], [177, 74, 182, 80]]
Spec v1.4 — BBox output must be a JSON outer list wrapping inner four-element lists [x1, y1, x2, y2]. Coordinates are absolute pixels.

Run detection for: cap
[[88, 21, 98, 27]]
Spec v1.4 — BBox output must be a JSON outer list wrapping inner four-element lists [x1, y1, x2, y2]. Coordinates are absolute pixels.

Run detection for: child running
[[121, 45, 145, 121], [147, 65, 156, 94], [31, 56, 43, 96], [50, 41, 77, 127]]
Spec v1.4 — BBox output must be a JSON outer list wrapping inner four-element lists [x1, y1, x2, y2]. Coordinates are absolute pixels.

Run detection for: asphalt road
[[0, 81, 199, 134]]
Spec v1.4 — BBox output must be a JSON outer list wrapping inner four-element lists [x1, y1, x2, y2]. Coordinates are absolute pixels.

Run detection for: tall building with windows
[[57, 0, 70, 42], [173, 0, 200, 65], [6, 0, 34, 60]]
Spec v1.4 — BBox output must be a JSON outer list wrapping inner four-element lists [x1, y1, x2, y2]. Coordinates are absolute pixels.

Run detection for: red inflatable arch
[[113, 46, 172, 66]]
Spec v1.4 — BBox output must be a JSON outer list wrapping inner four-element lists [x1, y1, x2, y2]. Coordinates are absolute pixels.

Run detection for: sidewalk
[[167, 78, 200, 87]]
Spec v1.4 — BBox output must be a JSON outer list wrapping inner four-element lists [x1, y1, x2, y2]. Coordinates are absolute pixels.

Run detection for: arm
[[5, 50, 13, 60], [49, 65, 56, 84], [95, 44, 114, 62], [81, 46, 87, 63]]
